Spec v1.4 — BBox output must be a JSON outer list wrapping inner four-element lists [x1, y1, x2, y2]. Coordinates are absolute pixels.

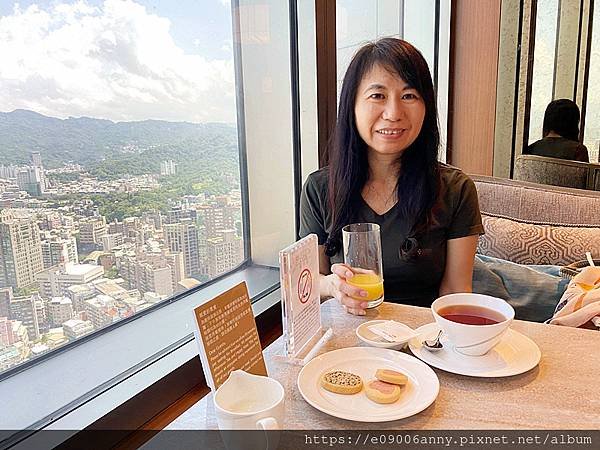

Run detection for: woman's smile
[[375, 127, 407, 138], [354, 63, 425, 157]]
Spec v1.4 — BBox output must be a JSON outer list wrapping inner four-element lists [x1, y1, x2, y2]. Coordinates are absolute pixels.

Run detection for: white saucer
[[408, 322, 541, 378], [356, 320, 417, 349], [297, 347, 439, 422]]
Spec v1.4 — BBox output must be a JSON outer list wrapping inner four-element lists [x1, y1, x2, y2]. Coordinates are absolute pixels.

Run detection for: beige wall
[[448, 0, 501, 175]]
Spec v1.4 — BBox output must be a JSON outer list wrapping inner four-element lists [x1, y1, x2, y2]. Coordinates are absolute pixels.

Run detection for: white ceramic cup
[[431, 293, 515, 356], [214, 370, 284, 429]]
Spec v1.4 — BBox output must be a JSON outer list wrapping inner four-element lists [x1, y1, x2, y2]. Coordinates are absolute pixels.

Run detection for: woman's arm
[[439, 235, 479, 296], [318, 245, 370, 315], [318, 245, 334, 299]]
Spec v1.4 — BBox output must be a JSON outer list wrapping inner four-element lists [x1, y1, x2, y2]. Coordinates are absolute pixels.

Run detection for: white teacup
[[214, 370, 284, 450], [431, 293, 515, 356]]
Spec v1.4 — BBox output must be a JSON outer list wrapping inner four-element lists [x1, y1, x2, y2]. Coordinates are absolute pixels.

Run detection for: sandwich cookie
[[375, 368, 408, 386], [365, 379, 402, 404]]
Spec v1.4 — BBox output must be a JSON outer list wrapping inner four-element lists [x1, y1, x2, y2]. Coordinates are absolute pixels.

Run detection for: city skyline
[[0, 148, 245, 373], [0, 0, 244, 373]]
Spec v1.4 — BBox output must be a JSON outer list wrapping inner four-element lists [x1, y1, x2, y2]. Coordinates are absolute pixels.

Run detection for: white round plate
[[297, 347, 439, 422], [355, 320, 417, 349], [408, 322, 541, 378]]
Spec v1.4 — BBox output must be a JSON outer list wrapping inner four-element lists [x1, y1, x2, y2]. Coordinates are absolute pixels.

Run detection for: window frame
[[1, 265, 280, 446], [1, 0, 254, 384], [1, 0, 294, 444]]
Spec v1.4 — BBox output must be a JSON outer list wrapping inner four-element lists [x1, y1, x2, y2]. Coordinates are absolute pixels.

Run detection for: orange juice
[[347, 273, 384, 301]]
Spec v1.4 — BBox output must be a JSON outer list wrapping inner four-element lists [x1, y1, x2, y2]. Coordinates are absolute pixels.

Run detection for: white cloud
[[0, 0, 236, 123]]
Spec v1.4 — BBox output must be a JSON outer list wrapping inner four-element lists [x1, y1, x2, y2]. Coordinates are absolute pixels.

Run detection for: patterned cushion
[[473, 255, 569, 322], [477, 214, 600, 265]]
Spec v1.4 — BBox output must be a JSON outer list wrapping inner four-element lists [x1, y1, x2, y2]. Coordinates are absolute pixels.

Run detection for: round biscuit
[[365, 379, 402, 404], [375, 368, 408, 385], [320, 370, 363, 394]]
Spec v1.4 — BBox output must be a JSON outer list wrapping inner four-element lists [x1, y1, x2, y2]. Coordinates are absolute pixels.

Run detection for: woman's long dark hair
[[325, 38, 440, 257], [542, 99, 581, 141]]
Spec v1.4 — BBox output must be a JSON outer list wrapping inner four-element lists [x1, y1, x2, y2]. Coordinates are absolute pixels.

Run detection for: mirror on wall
[[501, 0, 600, 191], [329, 0, 598, 191]]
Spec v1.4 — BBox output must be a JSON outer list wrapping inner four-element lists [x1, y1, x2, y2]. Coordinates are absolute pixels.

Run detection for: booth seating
[[514, 154, 600, 191], [469, 175, 600, 322]]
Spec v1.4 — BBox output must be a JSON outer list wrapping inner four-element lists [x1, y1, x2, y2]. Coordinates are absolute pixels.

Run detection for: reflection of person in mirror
[[299, 38, 484, 315], [524, 99, 590, 162]]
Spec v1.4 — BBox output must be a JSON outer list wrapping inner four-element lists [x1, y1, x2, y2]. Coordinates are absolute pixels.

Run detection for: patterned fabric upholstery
[[472, 175, 600, 225], [477, 214, 600, 265], [472, 175, 600, 265], [514, 154, 600, 191], [591, 166, 600, 191]]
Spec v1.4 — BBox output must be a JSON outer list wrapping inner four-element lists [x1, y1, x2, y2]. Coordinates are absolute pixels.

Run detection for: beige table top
[[167, 300, 600, 430]]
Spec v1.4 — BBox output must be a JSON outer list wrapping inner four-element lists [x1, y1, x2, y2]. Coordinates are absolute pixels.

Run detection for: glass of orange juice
[[342, 223, 384, 308]]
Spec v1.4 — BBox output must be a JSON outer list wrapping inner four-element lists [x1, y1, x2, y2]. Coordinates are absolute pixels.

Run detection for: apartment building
[[0, 212, 43, 289]]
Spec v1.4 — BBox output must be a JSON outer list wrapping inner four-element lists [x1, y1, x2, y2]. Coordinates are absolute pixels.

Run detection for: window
[[528, 0, 559, 145], [1, 0, 292, 438], [584, 0, 600, 162], [336, 0, 436, 95], [0, 0, 247, 377], [335, 0, 449, 160]]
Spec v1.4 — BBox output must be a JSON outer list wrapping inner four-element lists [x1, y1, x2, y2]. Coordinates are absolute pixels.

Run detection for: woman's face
[[354, 63, 426, 157]]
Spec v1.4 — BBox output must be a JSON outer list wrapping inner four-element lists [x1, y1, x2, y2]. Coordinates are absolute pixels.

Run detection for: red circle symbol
[[297, 268, 312, 304]]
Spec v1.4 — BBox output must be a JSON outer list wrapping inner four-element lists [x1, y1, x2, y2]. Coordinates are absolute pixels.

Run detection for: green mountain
[[0, 109, 240, 180]]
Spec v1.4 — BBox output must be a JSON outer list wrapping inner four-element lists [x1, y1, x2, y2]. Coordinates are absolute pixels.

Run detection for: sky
[[0, 0, 237, 123]]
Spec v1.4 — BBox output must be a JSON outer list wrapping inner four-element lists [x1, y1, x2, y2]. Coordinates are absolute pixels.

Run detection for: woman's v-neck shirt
[[299, 163, 484, 306]]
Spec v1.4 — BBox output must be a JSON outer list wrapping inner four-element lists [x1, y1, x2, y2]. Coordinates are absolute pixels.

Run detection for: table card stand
[[276, 234, 332, 365], [192, 281, 267, 390]]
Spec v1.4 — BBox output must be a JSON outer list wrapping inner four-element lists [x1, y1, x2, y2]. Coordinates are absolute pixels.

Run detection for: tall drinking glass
[[342, 223, 384, 308]]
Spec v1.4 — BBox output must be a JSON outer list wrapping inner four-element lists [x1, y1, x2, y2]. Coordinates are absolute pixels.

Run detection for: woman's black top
[[299, 163, 484, 306], [525, 137, 589, 162]]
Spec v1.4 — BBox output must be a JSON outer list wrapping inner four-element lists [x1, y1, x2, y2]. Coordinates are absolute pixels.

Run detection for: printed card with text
[[192, 281, 267, 390]]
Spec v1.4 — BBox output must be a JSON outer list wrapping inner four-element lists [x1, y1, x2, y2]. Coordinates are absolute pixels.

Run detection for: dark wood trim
[[553, 0, 562, 99], [521, 0, 538, 154], [315, 0, 337, 167], [579, 0, 594, 143], [509, 0, 527, 178], [62, 302, 283, 449], [289, 0, 302, 239], [433, 0, 440, 93], [445, 2, 457, 165], [573, 0, 585, 101], [573, 0, 584, 103]]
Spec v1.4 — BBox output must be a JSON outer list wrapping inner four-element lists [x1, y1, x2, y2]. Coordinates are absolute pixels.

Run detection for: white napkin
[[367, 320, 419, 342], [550, 267, 600, 328]]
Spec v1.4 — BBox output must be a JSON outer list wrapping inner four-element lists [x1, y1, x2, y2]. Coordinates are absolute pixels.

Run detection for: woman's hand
[[322, 263, 370, 316]]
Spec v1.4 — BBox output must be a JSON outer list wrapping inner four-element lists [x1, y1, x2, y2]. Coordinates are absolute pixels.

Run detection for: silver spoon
[[422, 330, 443, 352]]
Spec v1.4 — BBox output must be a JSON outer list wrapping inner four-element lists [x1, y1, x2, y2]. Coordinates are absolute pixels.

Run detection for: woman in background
[[525, 99, 589, 162], [299, 38, 484, 315]]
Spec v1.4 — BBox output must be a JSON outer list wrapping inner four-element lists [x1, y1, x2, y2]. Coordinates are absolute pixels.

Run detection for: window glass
[[584, 0, 600, 162], [335, 0, 446, 158], [0, 0, 246, 376], [528, 0, 559, 144], [402, 0, 436, 72]]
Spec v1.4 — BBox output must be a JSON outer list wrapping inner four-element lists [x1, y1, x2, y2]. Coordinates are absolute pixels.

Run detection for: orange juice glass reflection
[[342, 223, 384, 308]]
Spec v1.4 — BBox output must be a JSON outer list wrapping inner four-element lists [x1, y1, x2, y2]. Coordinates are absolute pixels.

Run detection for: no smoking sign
[[297, 268, 312, 304]]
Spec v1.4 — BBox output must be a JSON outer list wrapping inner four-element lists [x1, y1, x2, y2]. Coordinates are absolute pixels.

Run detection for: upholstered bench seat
[[469, 175, 600, 322]]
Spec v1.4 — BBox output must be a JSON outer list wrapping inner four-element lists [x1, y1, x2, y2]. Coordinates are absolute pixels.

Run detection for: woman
[[299, 38, 484, 315], [525, 99, 589, 162]]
